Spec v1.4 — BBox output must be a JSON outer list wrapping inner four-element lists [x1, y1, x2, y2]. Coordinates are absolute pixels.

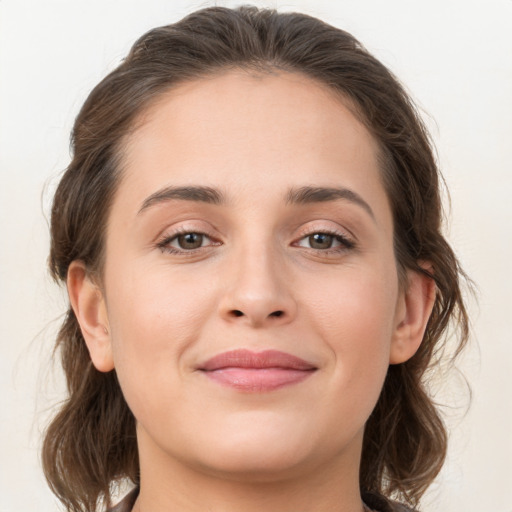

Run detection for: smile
[[198, 349, 317, 392]]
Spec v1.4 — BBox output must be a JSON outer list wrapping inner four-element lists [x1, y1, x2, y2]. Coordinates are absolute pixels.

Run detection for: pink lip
[[198, 349, 317, 392]]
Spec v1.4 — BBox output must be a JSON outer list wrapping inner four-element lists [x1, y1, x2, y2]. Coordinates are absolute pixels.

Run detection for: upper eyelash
[[155, 228, 356, 255], [294, 229, 356, 251], [156, 228, 218, 254]]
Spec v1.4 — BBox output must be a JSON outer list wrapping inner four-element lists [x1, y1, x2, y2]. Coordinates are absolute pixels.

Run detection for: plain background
[[1, 0, 511, 511]]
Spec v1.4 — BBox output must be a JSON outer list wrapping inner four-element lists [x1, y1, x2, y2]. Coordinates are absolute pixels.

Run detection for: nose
[[218, 245, 297, 328]]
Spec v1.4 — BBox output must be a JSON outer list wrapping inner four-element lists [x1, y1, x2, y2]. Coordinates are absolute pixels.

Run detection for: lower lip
[[202, 367, 315, 392]]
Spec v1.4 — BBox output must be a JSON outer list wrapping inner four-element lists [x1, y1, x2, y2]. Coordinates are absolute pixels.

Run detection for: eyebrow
[[286, 186, 375, 220], [137, 184, 375, 220], [138, 186, 225, 214]]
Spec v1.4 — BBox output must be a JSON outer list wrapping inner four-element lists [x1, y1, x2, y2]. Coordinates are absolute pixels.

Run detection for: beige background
[[1, 0, 511, 510]]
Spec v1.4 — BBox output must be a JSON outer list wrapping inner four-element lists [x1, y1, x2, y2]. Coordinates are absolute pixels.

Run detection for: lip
[[198, 349, 317, 392]]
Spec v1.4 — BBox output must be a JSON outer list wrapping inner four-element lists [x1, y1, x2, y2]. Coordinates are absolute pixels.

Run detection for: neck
[[133, 428, 367, 512]]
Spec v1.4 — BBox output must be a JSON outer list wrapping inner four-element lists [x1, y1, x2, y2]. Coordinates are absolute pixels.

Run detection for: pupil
[[310, 233, 332, 249], [179, 233, 203, 249]]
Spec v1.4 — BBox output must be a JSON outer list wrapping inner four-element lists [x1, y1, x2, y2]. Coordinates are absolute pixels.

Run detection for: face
[[83, 71, 415, 482]]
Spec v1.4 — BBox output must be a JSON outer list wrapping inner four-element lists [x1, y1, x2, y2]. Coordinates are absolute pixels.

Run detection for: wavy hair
[[43, 6, 470, 511]]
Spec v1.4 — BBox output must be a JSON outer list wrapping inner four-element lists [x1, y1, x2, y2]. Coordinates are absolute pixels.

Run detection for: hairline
[[90, 64, 405, 287]]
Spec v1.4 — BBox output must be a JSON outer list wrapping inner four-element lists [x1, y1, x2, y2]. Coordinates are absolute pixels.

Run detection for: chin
[[194, 447, 312, 483], [180, 415, 329, 480]]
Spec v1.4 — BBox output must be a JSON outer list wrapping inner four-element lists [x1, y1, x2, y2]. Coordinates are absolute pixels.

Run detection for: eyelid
[[153, 220, 357, 256], [155, 223, 222, 255], [293, 221, 356, 242], [291, 222, 357, 253]]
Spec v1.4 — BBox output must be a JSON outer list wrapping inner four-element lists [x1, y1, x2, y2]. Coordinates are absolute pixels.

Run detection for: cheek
[[107, 258, 213, 340], [303, 263, 398, 380], [104, 262, 217, 408]]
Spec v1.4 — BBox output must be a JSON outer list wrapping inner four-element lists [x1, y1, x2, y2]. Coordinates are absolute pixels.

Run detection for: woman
[[42, 6, 469, 512]]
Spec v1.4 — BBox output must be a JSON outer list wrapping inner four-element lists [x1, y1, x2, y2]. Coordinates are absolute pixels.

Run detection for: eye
[[157, 230, 218, 254], [295, 231, 354, 251], [172, 232, 208, 250]]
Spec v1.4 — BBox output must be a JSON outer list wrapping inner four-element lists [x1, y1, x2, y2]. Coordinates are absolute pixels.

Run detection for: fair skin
[[68, 70, 435, 512]]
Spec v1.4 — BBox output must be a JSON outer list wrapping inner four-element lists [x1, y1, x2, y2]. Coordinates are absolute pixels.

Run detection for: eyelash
[[156, 227, 220, 256], [293, 229, 356, 255], [156, 228, 356, 256]]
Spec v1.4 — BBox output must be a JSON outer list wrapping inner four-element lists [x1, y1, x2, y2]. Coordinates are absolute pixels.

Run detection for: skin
[[68, 70, 435, 512]]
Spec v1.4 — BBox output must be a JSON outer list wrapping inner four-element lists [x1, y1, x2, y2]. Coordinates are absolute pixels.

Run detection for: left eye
[[296, 232, 351, 250]]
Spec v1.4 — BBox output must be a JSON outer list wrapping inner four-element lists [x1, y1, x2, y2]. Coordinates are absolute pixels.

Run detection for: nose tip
[[222, 301, 294, 328], [219, 265, 297, 327]]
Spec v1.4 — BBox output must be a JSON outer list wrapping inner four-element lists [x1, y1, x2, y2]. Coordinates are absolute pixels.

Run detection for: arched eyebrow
[[286, 186, 375, 220], [138, 186, 225, 214], [137, 184, 375, 221]]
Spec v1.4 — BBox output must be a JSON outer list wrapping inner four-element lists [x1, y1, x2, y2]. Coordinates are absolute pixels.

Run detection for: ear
[[67, 261, 114, 372], [390, 265, 436, 365]]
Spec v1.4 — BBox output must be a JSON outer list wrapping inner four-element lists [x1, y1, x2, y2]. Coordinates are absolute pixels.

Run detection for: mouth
[[197, 349, 317, 392]]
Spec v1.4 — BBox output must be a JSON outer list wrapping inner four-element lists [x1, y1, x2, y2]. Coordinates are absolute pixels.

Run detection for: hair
[[43, 6, 470, 512]]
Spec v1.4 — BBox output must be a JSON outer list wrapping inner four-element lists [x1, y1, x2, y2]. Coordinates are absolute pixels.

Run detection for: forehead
[[115, 69, 388, 219], [128, 69, 373, 155]]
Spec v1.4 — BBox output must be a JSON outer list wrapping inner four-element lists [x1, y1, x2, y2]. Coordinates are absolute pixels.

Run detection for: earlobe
[[67, 261, 114, 372], [390, 266, 436, 365]]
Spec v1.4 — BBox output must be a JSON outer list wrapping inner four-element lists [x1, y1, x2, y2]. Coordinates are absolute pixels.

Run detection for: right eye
[[171, 232, 208, 250], [157, 231, 218, 254]]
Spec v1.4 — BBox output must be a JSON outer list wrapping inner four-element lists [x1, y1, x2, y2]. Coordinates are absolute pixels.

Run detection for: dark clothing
[[108, 488, 138, 512], [108, 488, 415, 512], [363, 491, 416, 512]]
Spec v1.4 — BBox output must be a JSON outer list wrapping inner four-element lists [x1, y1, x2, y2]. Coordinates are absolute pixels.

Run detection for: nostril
[[228, 310, 284, 318]]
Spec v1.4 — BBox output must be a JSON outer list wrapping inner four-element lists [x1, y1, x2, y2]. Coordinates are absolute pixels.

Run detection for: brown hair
[[43, 6, 470, 512]]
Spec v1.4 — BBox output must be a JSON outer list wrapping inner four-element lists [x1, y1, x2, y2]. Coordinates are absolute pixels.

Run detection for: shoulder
[[108, 488, 139, 512], [109, 489, 415, 512]]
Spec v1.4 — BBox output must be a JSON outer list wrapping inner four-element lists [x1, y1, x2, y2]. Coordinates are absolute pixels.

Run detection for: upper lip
[[198, 349, 317, 371]]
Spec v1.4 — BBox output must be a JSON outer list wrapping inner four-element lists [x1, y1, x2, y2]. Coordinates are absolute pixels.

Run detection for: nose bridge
[[219, 231, 296, 326]]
